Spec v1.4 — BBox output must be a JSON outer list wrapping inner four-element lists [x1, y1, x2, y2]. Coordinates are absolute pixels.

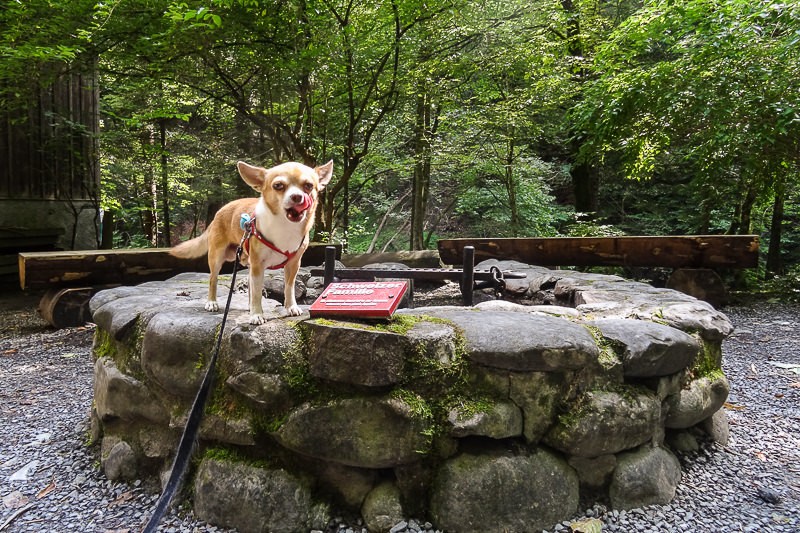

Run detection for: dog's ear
[[237, 161, 266, 191], [315, 160, 333, 190]]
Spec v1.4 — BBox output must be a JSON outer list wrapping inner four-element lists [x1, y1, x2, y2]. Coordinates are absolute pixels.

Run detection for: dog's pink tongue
[[298, 193, 313, 211]]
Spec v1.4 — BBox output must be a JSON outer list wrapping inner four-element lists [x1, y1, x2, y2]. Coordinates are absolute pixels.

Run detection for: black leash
[[141, 231, 249, 533]]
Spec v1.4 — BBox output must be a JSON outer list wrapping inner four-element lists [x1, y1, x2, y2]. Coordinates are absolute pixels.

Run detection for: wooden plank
[[19, 248, 210, 290], [437, 235, 759, 269], [18, 243, 341, 290]]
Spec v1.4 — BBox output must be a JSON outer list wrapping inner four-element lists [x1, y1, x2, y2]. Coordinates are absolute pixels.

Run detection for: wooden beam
[[18, 243, 340, 291], [437, 235, 759, 269], [18, 248, 209, 290]]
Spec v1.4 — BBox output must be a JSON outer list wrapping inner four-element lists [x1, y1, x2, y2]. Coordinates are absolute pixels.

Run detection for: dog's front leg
[[248, 262, 267, 325], [282, 258, 303, 316]]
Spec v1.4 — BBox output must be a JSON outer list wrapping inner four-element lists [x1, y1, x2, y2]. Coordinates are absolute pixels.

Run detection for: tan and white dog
[[170, 160, 333, 324]]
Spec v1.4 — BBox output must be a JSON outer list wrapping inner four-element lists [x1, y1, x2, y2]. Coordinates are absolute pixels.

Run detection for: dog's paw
[[249, 313, 266, 325], [283, 304, 303, 317], [205, 301, 220, 312]]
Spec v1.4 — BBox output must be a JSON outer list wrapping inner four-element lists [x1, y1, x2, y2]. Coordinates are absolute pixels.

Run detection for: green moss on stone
[[689, 338, 724, 381], [583, 324, 624, 371], [93, 326, 147, 382], [306, 314, 425, 336], [203, 445, 274, 470], [448, 397, 496, 423]]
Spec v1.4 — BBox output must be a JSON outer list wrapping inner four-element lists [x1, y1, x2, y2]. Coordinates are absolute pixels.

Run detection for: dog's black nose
[[290, 193, 303, 203]]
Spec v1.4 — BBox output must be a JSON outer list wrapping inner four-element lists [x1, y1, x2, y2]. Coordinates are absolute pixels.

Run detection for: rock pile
[[89, 260, 733, 533]]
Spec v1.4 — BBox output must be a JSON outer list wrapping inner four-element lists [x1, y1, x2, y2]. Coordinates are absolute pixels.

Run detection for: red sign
[[309, 281, 408, 319]]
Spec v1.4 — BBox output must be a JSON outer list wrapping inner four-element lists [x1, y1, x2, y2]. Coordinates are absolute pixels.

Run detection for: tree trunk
[[159, 119, 171, 246], [503, 136, 520, 236], [140, 131, 158, 246], [571, 155, 598, 213], [765, 175, 785, 278], [100, 210, 114, 249], [411, 89, 432, 250], [738, 180, 758, 234], [561, 0, 598, 213]]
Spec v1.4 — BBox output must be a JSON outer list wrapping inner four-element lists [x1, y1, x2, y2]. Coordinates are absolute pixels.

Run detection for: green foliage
[[575, 0, 800, 201], [741, 264, 800, 303], [2, 0, 798, 284], [453, 157, 571, 237]]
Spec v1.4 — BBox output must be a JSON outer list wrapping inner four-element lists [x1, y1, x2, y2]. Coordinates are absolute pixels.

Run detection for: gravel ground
[[1, 291, 798, 533]]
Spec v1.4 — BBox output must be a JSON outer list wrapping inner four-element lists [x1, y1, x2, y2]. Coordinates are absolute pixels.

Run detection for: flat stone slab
[[589, 318, 701, 378], [399, 308, 600, 372]]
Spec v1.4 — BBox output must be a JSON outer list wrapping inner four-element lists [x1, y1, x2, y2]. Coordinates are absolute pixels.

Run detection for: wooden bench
[[437, 235, 759, 306]]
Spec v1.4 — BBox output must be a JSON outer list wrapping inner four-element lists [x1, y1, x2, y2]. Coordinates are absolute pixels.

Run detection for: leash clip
[[238, 213, 254, 256]]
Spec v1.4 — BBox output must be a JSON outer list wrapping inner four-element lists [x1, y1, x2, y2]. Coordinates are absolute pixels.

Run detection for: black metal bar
[[307, 267, 525, 282], [324, 246, 336, 288], [461, 246, 475, 306]]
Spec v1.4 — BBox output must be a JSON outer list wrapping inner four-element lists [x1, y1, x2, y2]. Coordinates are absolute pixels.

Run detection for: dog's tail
[[170, 232, 209, 259]]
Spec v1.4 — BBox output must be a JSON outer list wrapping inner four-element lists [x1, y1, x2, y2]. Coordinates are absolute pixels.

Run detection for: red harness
[[242, 216, 306, 270]]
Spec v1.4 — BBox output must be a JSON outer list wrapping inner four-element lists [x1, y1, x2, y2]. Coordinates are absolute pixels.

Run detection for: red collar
[[243, 216, 305, 270]]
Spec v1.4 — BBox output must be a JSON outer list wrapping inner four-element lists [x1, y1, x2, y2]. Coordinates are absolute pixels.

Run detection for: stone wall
[[89, 260, 733, 533]]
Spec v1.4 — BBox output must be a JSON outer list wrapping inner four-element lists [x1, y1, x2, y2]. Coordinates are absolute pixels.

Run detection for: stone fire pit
[[89, 259, 733, 533]]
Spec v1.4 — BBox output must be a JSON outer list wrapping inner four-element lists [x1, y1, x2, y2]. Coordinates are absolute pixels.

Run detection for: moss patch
[[93, 327, 147, 382], [203, 445, 275, 470], [688, 338, 723, 380], [583, 324, 624, 371], [306, 314, 425, 335]]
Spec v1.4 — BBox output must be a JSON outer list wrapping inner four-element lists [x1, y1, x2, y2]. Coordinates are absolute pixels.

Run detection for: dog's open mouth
[[286, 207, 307, 222], [286, 193, 313, 223]]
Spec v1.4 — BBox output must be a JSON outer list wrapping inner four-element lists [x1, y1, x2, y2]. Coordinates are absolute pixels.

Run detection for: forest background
[[2, 0, 798, 293]]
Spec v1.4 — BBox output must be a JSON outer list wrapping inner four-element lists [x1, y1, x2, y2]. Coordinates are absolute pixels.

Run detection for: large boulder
[[193, 457, 329, 533], [609, 446, 681, 509], [303, 320, 410, 387], [664, 373, 730, 428], [544, 389, 661, 457], [589, 318, 700, 378], [508, 371, 568, 443], [361, 481, 405, 533], [140, 309, 223, 397], [430, 448, 579, 533], [93, 357, 168, 424], [446, 400, 523, 439], [273, 396, 433, 468], [225, 371, 293, 412]]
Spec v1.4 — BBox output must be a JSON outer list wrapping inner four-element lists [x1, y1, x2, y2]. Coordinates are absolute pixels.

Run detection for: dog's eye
[[303, 183, 314, 193], [273, 182, 285, 191]]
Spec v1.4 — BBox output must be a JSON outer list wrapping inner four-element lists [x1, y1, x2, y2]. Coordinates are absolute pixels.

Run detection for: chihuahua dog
[[170, 160, 333, 323]]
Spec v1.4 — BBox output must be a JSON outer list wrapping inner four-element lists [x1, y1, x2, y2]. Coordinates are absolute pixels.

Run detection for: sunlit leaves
[[577, 0, 800, 188]]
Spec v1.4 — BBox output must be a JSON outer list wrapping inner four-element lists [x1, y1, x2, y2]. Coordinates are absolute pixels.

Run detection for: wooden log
[[437, 235, 759, 269], [39, 287, 99, 328], [18, 243, 341, 291], [19, 248, 209, 290]]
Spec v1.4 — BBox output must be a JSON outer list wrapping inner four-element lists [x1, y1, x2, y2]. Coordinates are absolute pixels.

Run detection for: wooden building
[[0, 69, 99, 284]]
